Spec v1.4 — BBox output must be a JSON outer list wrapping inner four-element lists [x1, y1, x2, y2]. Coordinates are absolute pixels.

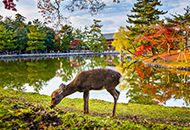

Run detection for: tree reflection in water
[[0, 55, 189, 107], [117, 60, 190, 107], [0, 55, 117, 92]]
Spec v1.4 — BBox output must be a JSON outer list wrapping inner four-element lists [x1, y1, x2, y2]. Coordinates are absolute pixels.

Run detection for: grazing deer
[[50, 68, 121, 117]]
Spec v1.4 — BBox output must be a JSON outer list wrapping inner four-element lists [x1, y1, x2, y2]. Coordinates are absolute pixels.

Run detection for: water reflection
[[0, 55, 189, 107], [117, 60, 190, 107]]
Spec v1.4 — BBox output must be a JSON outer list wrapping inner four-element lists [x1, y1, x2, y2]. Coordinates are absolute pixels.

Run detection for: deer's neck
[[60, 83, 78, 98]]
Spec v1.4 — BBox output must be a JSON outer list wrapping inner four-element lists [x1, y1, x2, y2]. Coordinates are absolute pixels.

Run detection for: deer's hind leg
[[106, 88, 120, 117], [83, 91, 89, 114]]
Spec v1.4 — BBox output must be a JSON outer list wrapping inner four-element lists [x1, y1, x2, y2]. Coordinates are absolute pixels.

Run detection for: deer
[[50, 68, 121, 117]]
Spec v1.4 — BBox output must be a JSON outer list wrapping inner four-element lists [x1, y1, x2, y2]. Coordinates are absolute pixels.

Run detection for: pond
[[0, 55, 189, 107]]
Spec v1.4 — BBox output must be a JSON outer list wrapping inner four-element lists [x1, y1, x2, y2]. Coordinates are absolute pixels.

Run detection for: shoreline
[[0, 51, 119, 59], [143, 61, 190, 71], [141, 50, 190, 72]]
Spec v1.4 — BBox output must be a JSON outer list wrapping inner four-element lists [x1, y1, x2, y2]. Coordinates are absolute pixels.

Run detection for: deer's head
[[50, 83, 66, 109]]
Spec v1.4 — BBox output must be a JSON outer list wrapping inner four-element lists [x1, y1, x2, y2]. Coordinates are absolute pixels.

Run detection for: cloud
[[69, 15, 92, 29], [0, 0, 189, 33], [68, 0, 132, 33]]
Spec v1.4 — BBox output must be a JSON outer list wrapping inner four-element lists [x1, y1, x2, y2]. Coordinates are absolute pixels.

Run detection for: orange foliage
[[135, 24, 181, 56]]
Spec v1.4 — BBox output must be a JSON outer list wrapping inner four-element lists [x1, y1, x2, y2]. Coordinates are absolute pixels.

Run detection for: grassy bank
[[0, 88, 190, 129], [142, 51, 190, 72]]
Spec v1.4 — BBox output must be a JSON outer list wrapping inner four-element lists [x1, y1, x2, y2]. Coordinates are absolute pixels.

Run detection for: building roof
[[103, 33, 114, 40]]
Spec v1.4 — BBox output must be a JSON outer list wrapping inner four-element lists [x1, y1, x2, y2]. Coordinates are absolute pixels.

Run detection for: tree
[[124, 0, 167, 56], [112, 26, 135, 54], [126, 0, 167, 40], [133, 23, 182, 56], [27, 20, 47, 52], [14, 25, 28, 52], [0, 13, 59, 53], [84, 19, 107, 52], [0, 14, 28, 53], [37, 0, 118, 29], [2, 0, 119, 29], [44, 27, 56, 52], [15, 13, 26, 24], [3, 0, 119, 13], [59, 24, 74, 51], [69, 29, 85, 50], [13, 13, 28, 52], [166, 6, 190, 50], [127, 0, 167, 27], [0, 23, 16, 52]]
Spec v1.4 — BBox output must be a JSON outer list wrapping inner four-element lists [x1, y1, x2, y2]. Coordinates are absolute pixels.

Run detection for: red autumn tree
[[134, 23, 181, 56]]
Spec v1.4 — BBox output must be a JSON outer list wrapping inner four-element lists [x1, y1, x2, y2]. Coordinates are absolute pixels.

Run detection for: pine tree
[[166, 6, 190, 49], [27, 24, 47, 52], [124, 0, 167, 56], [59, 25, 74, 51], [127, 0, 167, 27], [0, 24, 16, 51], [84, 19, 107, 52]]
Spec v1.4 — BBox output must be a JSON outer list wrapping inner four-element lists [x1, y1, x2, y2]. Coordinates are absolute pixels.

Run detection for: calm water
[[0, 55, 189, 107]]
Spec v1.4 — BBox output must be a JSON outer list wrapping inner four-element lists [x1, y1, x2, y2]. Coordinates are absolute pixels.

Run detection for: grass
[[0, 87, 190, 129]]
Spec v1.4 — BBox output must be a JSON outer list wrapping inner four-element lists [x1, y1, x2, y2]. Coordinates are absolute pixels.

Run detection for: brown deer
[[50, 68, 121, 117]]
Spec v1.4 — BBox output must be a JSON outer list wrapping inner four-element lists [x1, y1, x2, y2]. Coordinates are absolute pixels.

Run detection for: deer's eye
[[52, 98, 55, 100]]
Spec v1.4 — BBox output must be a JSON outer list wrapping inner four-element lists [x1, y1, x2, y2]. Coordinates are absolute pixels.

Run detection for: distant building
[[103, 33, 115, 50], [70, 39, 81, 50]]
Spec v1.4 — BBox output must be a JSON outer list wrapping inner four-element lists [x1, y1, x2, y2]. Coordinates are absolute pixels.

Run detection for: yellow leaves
[[112, 27, 131, 52]]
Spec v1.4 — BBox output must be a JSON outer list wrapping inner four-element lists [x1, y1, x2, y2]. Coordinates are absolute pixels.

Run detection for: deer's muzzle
[[50, 105, 55, 109]]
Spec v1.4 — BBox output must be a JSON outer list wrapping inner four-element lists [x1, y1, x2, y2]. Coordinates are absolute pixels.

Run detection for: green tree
[[13, 13, 28, 52], [15, 13, 26, 26], [127, 0, 167, 27], [127, 0, 167, 37], [166, 6, 190, 49], [76, 26, 90, 50], [44, 27, 56, 52], [27, 20, 47, 52], [0, 23, 16, 52], [59, 25, 74, 51], [84, 19, 107, 52]]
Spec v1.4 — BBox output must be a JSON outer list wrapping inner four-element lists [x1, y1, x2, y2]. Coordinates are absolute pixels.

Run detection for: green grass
[[0, 87, 190, 129]]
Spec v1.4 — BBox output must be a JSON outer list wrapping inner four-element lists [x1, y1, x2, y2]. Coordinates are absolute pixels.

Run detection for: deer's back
[[71, 69, 121, 91]]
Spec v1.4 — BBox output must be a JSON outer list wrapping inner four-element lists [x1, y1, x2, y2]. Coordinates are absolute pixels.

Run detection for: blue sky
[[0, 0, 189, 33]]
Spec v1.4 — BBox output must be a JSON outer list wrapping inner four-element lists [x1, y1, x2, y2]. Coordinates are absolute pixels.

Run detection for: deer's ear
[[59, 83, 66, 89]]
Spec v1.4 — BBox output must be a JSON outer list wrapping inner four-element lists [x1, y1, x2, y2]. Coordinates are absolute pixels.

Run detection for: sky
[[0, 0, 189, 33]]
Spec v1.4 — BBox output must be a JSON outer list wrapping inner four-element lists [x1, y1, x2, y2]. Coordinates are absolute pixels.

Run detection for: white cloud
[[69, 15, 92, 29], [69, 8, 127, 33], [0, 0, 189, 33]]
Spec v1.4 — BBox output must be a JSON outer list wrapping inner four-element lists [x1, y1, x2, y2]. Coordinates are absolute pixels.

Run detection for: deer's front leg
[[83, 91, 89, 114]]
